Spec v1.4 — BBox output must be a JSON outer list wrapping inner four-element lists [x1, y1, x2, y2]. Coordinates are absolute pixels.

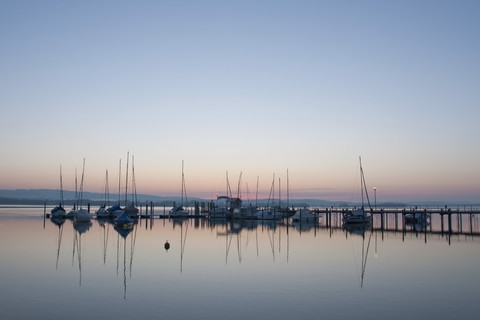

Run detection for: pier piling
[[448, 209, 452, 234]]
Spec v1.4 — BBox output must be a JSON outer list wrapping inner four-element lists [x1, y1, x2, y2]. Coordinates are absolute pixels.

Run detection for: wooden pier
[[310, 207, 480, 215], [43, 200, 480, 237]]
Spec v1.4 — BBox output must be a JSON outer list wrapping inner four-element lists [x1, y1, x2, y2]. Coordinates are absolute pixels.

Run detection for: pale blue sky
[[1, 0, 479, 203]]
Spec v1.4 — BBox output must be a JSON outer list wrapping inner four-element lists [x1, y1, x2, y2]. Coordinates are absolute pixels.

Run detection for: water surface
[[1, 206, 479, 319]]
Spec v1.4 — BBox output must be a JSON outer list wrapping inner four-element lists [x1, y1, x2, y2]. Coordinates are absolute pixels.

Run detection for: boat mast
[[132, 155, 137, 205], [105, 170, 109, 206], [236, 171, 242, 199], [181, 160, 184, 206], [278, 177, 281, 208], [180, 160, 188, 208], [255, 176, 259, 207], [118, 159, 121, 204], [226, 171, 232, 198], [74, 168, 78, 210], [125, 152, 129, 207], [272, 173, 275, 208], [59, 165, 64, 205], [79, 158, 85, 209], [286, 169, 290, 209], [359, 156, 372, 210], [267, 173, 275, 208], [359, 157, 364, 209], [103, 170, 107, 204]]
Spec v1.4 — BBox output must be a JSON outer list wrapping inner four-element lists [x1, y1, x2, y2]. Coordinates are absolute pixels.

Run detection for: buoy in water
[[164, 241, 170, 251]]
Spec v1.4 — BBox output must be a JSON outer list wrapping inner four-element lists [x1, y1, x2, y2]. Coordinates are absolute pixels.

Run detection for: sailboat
[[124, 153, 139, 217], [115, 211, 134, 229], [343, 157, 372, 224], [169, 160, 190, 218], [107, 159, 125, 218], [253, 174, 282, 220], [291, 207, 319, 222], [96, 170, 110, 218], [208, 172, 233, 219], [73, 159, 92, 223], [51, 165, 67, 218], [276, 169, 296, 218], [229, 172, 261, 220], [66, 168, 78, 219]]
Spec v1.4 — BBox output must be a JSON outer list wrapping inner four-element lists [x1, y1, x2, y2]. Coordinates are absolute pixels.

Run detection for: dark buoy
[[164, 240, 170, 251]]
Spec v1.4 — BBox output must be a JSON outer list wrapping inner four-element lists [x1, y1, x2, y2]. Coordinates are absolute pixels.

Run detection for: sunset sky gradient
[[1, 0, 479, 203]]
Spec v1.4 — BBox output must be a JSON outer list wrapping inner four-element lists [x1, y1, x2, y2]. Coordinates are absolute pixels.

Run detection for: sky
[[1, 0, 479, 203]]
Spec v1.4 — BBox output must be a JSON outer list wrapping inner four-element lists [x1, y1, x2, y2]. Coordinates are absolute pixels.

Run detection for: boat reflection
[[172, 217, 188, 273], [342, 221, 371, 236], [50, 217, 65, 270], [208, 218, 285, 234], [96, 218, 110, 265], [345, 227, 374, 288], [405, 217, 430, 232], [216, 225, 242, 264], [213, 218, 289, 264], [291, 220, 320, 232], [113, 222, 137, 299], [73, 220, 92, 234], [72, 220, 92, 286]]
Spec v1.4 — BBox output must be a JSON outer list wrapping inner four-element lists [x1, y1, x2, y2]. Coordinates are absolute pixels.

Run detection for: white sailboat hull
[[343, 209, 372, 224], [291, 208, 319, 222], [169, 206, 190, 217]]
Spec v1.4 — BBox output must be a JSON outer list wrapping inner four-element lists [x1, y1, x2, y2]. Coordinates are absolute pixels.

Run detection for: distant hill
[[0, 189, 424, 208], [0, 188, 362, 207], [0, 188, 175, 202], [0, 189, 200, 206]]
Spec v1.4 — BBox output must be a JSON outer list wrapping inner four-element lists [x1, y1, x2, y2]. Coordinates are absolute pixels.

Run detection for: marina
[[2, 1, 479, 319], [43, 202, 480, 237]]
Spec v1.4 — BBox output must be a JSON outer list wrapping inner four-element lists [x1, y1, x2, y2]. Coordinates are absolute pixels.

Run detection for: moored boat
[[343, 207, 372, 224], [169, 161, 190, 218], [107, 203, 124, 217], [51, 165, 67, 219], [405, 212, 430, 224], [125, 202, 139, 217], [115, 211, 134, 229], [343, 157, 373, 225], [96, 170, 111, 218], [169, 204, 190, 217], [51, 204, 67, 219], [291, 207, 319, 222], [72, 159, 91, 223], [96, 203, 110, 218], [74, 208, 92, 222]]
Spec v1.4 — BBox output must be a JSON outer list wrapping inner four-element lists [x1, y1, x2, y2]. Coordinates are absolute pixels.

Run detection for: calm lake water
[[1, 206, 479, 319]]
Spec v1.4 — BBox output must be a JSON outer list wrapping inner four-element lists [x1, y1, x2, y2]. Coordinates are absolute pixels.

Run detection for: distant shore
[[1, 189, 478, 208]]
